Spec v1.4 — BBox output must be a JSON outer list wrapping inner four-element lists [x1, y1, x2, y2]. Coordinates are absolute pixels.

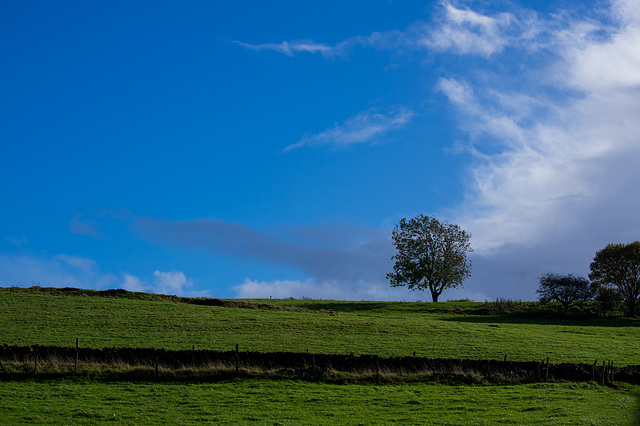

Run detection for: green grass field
[[1, 287, 639, 365], [0, 379, 636, 425], [1, 286, 639, 424]]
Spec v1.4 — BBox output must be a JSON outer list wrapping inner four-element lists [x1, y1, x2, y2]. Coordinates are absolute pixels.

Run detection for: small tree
[[536, 273, 592, 312], [387, 215, 472, 302], [589, 242, 640, 317]]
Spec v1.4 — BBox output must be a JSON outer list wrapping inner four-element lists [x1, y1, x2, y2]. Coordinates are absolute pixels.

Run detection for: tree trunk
[[626, 300, 637, 318], [430, 289, 440, 303]]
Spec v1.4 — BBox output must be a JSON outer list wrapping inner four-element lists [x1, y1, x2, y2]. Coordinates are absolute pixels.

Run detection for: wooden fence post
[[312, 354, 316, 380], [602, 361, 606, 385], [592, 360, 597, 382], [545, 357, 549, 382], [74, 338, 79, 375], [235, 344, 239, 374]]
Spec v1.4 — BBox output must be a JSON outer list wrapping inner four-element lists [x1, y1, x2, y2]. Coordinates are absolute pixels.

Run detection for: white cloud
[[121, 273, 148, 293], [424, 3, 517, 56], [234, 278, 320, 299], [563, 21, 640, 92], [284, 107, 414, 151], [117, 270, 211, 297], [233, 278, 423, 301], [152, 270, 194, 295]]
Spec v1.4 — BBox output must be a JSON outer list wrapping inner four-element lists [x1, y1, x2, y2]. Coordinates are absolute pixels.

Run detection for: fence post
[[592, 360, 597, 382], [545, 357, 549, 382], [312, 354, 316, 380], [74, 338, 79, 375], [235, 344, 239, 375], [602, 361, 606, 385]]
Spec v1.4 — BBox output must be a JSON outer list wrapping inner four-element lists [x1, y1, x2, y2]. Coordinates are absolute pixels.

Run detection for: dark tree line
[[538, 241, 640, 317]]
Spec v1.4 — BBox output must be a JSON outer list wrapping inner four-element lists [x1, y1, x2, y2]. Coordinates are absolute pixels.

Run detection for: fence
[[0, 343, 636, 385]]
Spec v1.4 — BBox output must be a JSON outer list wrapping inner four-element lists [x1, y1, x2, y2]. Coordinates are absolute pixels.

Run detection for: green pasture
[[0, 379, 635, 425], [1, 287, 639, 424], [1, 287, 639, 365]]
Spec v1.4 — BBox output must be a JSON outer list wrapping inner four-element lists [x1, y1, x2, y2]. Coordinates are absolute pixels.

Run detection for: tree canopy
[[536, 273, 592, 312], [387, 215, 472, 302], [589, 241, 640, 317]]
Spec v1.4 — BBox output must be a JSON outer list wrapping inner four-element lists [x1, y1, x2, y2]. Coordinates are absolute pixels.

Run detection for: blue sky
[[2, 0, 639, 301]]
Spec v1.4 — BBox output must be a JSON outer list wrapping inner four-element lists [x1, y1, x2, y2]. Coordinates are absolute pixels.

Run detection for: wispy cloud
[[234, 40, 335, 57], [235, 29, 417, 58], [423, 2, 518, 56], [235, 2, 541, 60], [284, 107, 414, 151]]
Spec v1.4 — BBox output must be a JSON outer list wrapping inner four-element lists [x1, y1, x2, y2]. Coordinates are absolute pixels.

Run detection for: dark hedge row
[[1, 344, 637, 384]]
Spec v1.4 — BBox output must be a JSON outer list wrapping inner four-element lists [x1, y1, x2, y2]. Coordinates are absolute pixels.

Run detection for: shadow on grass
[[442, 315, 640, 327]]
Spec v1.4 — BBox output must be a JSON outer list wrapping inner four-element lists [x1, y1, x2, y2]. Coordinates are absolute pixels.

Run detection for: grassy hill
[[1, 286, 639, 424], [1, 286, 639, 365]]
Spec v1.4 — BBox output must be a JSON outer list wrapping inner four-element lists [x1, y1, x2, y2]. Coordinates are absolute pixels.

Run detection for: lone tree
[[536, 273, 592, 312], [387, 215, 472, 302], [589, 242, 640, 317]]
